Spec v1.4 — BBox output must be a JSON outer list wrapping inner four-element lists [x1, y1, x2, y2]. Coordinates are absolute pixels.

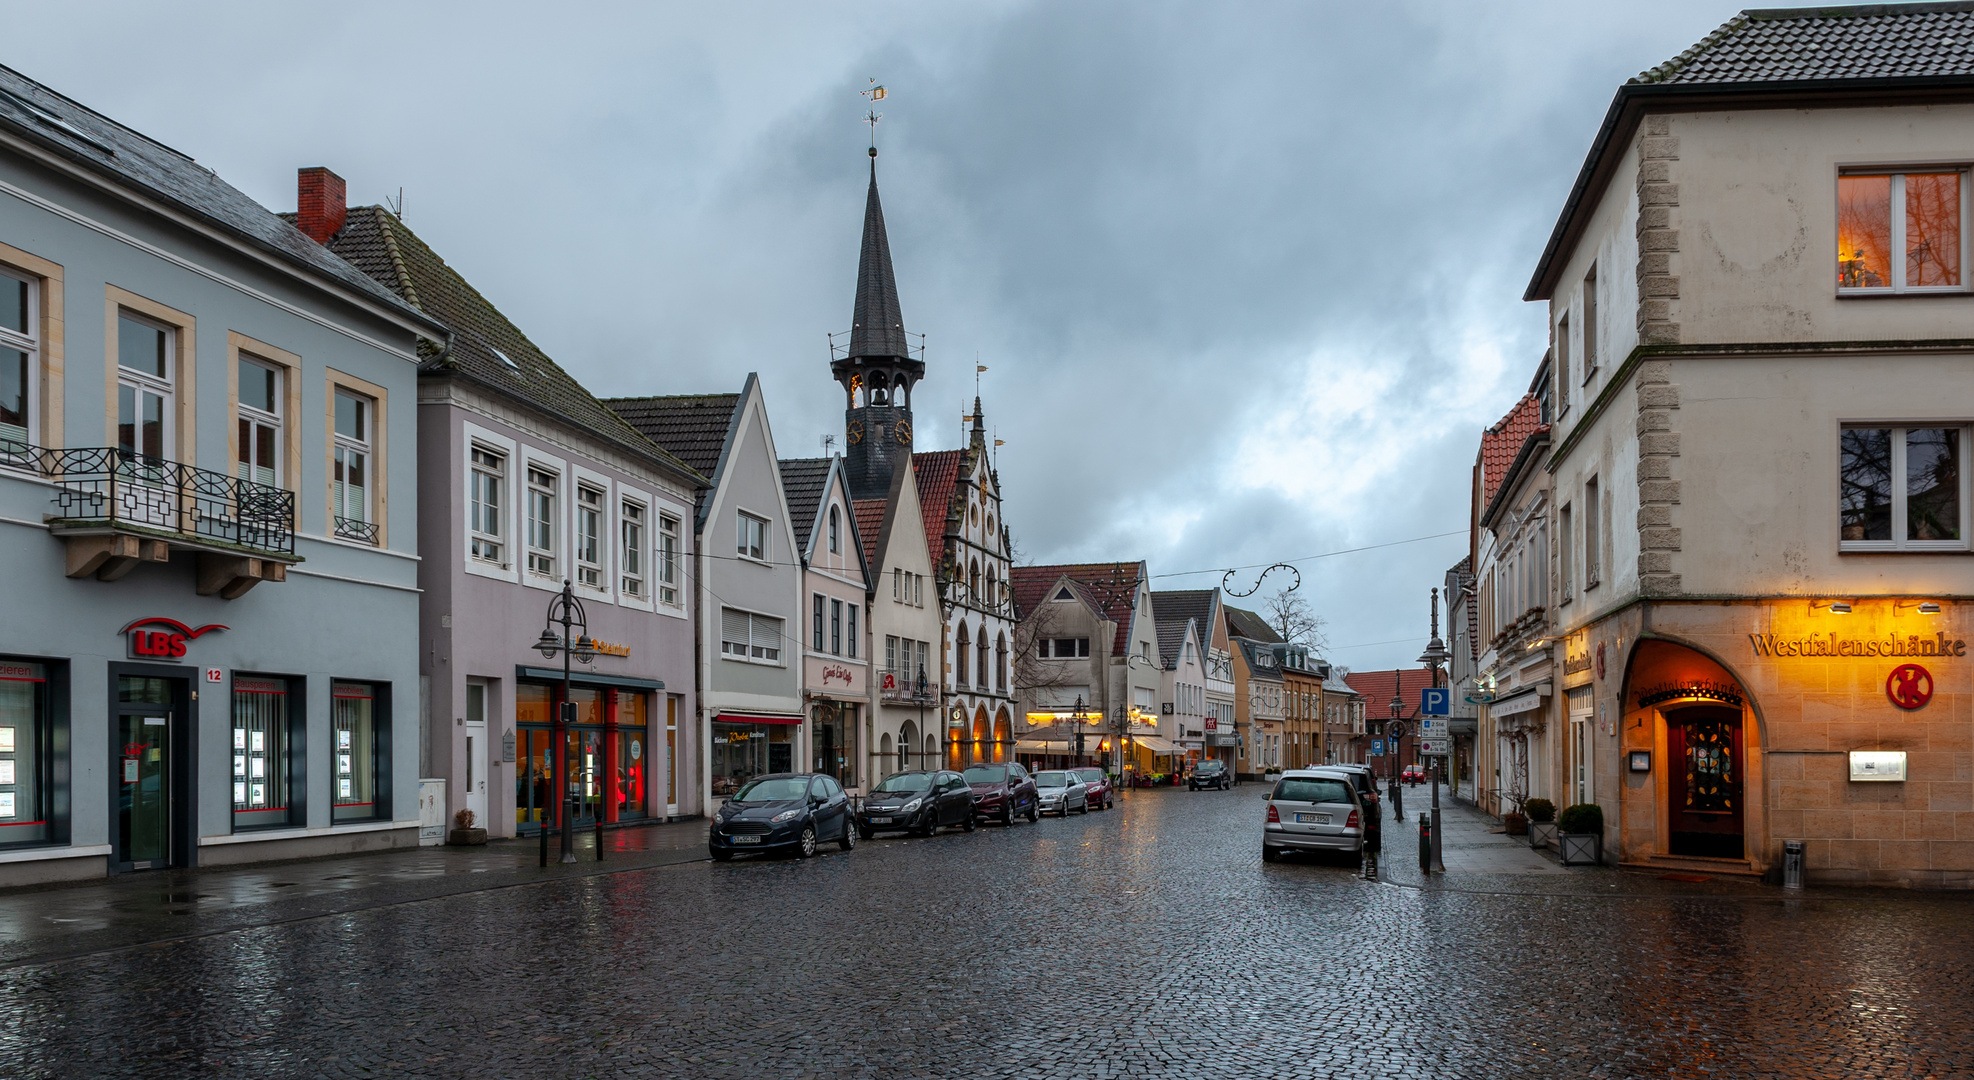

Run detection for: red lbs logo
[[122, 617, 228, 660], [1887, 663, 1934, 710]]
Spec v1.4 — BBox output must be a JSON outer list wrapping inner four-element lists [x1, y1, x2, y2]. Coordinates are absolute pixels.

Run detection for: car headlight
[[771, 809, 802, 823], [902, 799, 923, 813]]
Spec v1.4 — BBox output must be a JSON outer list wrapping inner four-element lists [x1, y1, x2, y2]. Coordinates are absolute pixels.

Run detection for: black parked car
[[709, 773, 856, 861], [857, 770, 978, 838], [1189, 759, 1232, 791], [964, 763, 1039, 825]]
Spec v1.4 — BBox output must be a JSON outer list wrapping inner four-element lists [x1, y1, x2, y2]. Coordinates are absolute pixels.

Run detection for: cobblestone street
[[0, 788, 1968, 1079]]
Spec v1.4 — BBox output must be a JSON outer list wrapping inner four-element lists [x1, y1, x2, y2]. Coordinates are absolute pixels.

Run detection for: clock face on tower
[[846, 420, 865, 445], [894, 420, 913, 445]]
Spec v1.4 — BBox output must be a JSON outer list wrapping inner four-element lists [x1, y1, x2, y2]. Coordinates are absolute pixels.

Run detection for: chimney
[[296, 167, 346, 243]]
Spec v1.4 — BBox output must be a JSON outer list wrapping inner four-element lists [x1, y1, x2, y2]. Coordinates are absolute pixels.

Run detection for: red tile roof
[[1479, 394, 1546, 511], [1012, 562, 1146, 656], [1342, 668, 1439, 721], [911, 450, 965, 569], [853, 498, 888, 568]]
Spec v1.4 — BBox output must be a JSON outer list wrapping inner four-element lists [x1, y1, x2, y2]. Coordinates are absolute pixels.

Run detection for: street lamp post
[[1387, 693, 1404, 820], [1418, 587, 1453, 874], [534, 580, 596, 865], [1071, 694, 1087, 769]]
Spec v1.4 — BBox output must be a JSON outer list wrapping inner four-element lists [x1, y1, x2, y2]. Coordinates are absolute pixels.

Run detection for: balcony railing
[[3, 439, 296, 556], [877, 668, 936, 704]]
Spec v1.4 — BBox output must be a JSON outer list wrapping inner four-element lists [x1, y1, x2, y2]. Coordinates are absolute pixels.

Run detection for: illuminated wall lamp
[[1897, 600, 1943, 615], [1811, 599, 1853, 614]]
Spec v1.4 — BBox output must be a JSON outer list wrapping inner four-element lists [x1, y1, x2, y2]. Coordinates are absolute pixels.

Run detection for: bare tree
[[1262, 588, 1328, 652]]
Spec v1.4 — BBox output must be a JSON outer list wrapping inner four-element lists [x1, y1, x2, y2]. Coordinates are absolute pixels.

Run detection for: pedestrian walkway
[[1429, 793, 1569, 875], [0, 817, 710, 968]]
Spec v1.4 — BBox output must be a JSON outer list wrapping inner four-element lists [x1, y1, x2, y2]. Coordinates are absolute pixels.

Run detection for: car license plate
[[731, 835, 761, 844], [1294, 813, 1331, 825], [869, 816, 892, 824]]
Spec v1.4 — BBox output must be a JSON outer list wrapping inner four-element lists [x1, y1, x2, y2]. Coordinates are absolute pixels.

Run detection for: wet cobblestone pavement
[[3, 787, 1972, 1079]]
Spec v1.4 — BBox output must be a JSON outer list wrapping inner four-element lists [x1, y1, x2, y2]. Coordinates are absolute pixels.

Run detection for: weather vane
[[1223, 563, 1300, 598], [861, 79, 886, 152]]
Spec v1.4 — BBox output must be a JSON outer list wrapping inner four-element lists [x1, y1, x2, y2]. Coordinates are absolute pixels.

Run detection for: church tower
[[832, 149, 924, 501]]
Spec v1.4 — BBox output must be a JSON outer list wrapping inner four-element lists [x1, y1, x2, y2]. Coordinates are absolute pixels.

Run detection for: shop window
[[720, 607, 783, 664], [1839, 170, 1964, 292], [516, 684, 552, 829], [711, 719, 794, 796], [657, 511, 681, 606], [331, 681, 384, 822], [470, 446, 506, 565], [575, 484, 605, 588], [526, 466, 558, 577], [665, 694, 678, 810], [812, 702, 854, 787], [236, 357, 282, 488], [1841, 425, 1968, 550], [332, 390, 374, 542], [0, 660, 54, 847], [0, 270, 36, 447], [616, 691, 649, 820], [232, 675, 298, 830]]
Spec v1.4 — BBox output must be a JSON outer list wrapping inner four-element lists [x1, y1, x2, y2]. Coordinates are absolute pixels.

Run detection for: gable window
[[117, 312, 173, 463], [1039, 638, 1090, 659], [470, 446, 506, 564], [657, 512, 681, 606], [913, 574, 924, 606], [1841, 425, 1968, 550], [526, 466, 558, 577], [620, 499, 645, 597], [828, 505, 840, 554], [893, 567, 902, 602], [236, 357, 282, 488], [332, 391, 374, 542], [737, 511, 768, 562], [0, 271, 35, 446], [575, 484, 604, 589], [1839, 170, 1965, 292], [1583, 476, 1600, 588], [720, 607, 784, 664]]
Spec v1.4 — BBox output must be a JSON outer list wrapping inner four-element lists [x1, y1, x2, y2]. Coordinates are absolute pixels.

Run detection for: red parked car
[[1402, 764, 1427, 785], [1069, 768, 1115, 810]]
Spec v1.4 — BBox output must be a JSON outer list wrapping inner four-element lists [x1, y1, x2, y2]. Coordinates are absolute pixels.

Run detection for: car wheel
[[797, 826, 818, 858], [1262, 845, 1279, 863], [1076, 799, 1089, 815], [1107, 797, 1115, 810], [1003, 802, 1016, 827], [963, 812, 976, 833], [918, 810, 937, 837], [1027, 804, 1039, 823], [839, 820, 857, 851], [710, 845, 733, 862]]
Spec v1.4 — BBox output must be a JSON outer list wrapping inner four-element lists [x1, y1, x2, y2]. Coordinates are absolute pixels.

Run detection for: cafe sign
[[1749, 632, 1966, 659]]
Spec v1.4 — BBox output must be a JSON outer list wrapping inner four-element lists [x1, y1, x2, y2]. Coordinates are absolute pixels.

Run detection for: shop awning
[[1015, 739, 1081, 753], [1131, 735, 1184, 755], [714, 712, 805, 726], [515, 666, 666, 691]]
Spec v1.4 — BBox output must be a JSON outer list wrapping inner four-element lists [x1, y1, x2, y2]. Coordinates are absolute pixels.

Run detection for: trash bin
[[1782, 839, 1805, 890]]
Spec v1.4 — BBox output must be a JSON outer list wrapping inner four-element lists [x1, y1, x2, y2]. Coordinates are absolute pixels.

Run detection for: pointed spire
[[847, 158, 909, 361], [971, 395, 985, 434]]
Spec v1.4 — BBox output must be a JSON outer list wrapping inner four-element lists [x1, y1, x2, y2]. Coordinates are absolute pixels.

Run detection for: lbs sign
[[121, 617, 228, 660]]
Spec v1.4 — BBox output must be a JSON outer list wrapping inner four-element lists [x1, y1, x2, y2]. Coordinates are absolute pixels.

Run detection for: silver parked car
[[1262, 768, 1366, 862], [1033, 770, 1089, 817]]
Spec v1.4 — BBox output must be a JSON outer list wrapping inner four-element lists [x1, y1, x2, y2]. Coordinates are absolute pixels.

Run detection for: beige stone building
[[1528, 4, 1974, 885]]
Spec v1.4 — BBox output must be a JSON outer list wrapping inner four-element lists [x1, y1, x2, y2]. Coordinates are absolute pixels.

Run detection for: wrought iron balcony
[[2, 438, 298, 595], [877, 667, 936, 704]]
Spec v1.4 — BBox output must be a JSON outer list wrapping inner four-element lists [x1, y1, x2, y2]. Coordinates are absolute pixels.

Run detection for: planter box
[[1527, 821, 1558, 849], [1503, 813, 1527, 836], [1559, 832, 1601, 866], [447, 827, 488, 846]]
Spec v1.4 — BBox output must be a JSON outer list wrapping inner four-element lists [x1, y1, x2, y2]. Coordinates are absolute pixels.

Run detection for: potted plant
[[1557, 803, 1603, 865], [1500, 791, 1528, 836], [1524, 798, 1557, 849], [448, 807, 488, 846]]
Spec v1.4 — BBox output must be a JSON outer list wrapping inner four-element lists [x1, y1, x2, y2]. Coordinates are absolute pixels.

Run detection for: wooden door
[[1666, 705, 1744, 859]]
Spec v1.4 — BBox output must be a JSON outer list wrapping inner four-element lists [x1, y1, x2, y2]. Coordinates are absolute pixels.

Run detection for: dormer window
[[828, 504, 840, 554]]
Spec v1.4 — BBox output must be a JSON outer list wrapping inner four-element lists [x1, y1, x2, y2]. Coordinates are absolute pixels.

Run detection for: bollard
[[1783, 839, 1805, 889], [539, 815, 548, 867], [1418, 811, 1433, 873], [596, 817, 605, 862]]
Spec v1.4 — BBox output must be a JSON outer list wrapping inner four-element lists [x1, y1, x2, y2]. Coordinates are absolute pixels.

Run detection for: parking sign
[[1420, 687, 1449, 715], [1371, 740, 1385, 757]]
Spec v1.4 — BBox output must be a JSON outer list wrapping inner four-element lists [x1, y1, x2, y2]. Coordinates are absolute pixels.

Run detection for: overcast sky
[[9, 1, 1752, 670]]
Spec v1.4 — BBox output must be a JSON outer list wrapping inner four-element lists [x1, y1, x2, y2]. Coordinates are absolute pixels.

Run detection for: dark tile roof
[[606, 394, 742, 480], [778, 457, 831, 552], [1153, 618, 1192, 670], [1224, 605, 1282, 644], [912, 449, 965, 568], [1012, 562, 1146, 655], [0, 66, 439, 336], [1152, 590, 1217, 636], [853, 498, 888, 568], [846, 166, 910, 361], [1637, 3, 1974, 86], [312, 205, 701, 484], [1341, 668, 1438, 721]]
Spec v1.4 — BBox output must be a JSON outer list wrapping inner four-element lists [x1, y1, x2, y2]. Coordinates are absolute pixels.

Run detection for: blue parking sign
[[1371, 740, 1385, 757], [1420, 687, 1450, 716]]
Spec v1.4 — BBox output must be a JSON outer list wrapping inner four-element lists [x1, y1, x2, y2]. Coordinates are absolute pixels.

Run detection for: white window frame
[[620, 496, 647, 603], [656, 506, 683, 611], [1837, 167, 1972, 295], [828, 503, 841, 555], [720, 606, 785, 666], [462, 424, 519, 583], [235, 355, 282, 489], [736, 509, 769, 563], [331, 389, 373, 535], [1839, 422, 1973, 552], [525, 461, 560, 584], [0, 267, 37, 449], [117, 310, 175, 463]]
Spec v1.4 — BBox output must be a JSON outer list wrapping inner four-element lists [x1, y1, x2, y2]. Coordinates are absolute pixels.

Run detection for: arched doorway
[[992, 708, 1013, 763], [971, 707, 989, 766], [927, 731, 941, 769], [1623, 638, 1763, 865], [879, 732, 894, 775], [899, 721, 918, 770]]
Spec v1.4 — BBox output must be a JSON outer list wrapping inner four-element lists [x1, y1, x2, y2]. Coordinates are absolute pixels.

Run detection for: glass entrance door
[[118, 711, 171, 869], [1666, 705, 1745, 859]]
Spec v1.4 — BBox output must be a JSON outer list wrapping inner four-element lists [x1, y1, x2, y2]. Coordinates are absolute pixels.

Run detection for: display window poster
[[0, 727, 13, 753], [0, 793, 14, 817], [338, 729, 352, 750], [338, 754, 352, 775], [234, 755, 246, 778], [234, 729, 247, 750], [233, 782, 247, 804], [249, 758, 264, 779], [250, 784, 265, 806], [0, 761, 12, 785], [251, 731, 264, 752], [338, 778, 353, 799]]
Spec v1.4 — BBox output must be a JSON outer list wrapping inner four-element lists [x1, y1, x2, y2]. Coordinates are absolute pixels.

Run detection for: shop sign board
[[120, 617, 228, 660], [804, 656, 866, 696]]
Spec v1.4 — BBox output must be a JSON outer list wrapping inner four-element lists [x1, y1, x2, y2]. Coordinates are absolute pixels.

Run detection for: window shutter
[[722, 608, 749, 653]]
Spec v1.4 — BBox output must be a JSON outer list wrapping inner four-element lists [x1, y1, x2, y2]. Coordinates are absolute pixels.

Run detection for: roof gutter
[[1524, 75, 1974, 302]]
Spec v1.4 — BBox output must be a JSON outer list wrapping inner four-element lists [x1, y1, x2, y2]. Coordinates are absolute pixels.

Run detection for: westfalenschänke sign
[[1749, 632, 1967, 659]]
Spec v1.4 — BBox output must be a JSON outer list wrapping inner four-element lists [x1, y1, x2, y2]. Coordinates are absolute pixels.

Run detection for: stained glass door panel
[[1666, 705, 1744, 859]]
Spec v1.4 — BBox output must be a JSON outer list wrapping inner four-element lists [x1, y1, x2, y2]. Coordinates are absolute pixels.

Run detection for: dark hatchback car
[[857, 770, 978, 838], [1188, 760, 1231, 791], [709, 773, 856, 861], [964, 763, 1039, 825]]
